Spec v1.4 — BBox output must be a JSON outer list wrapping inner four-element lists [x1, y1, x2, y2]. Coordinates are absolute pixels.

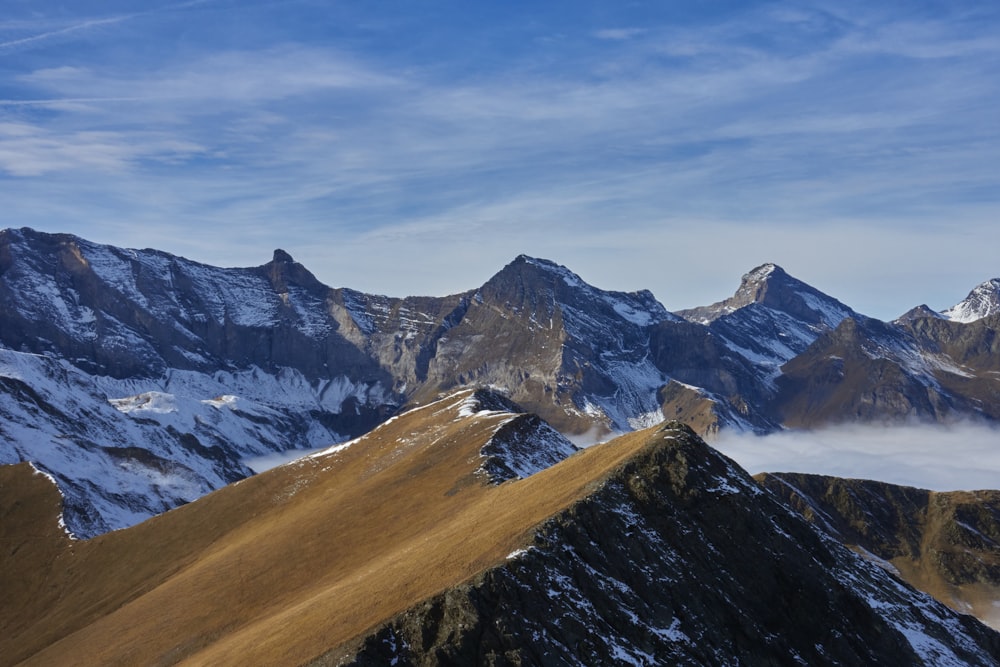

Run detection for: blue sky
[[2, 0, 999, 319]]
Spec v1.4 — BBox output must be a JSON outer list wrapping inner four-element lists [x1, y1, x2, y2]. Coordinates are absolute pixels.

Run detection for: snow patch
[[109, 391, 179, 415], [28, 462, 77, 540]]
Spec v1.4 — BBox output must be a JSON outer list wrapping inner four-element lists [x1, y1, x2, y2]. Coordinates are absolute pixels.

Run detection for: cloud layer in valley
[[712, 422, 1000, 492]]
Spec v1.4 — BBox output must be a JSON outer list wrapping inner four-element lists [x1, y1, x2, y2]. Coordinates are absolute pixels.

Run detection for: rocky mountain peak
[[678, 262, 854, 331], [263, 246, 327, 294], [497, 254, 588, 291], [272, 248, 295, 264], [943, 278, 1000, 323], [742, 261, 783, 285], [484, 254, 674, 327], [895, 304, 945, 323], [725, 262, 786, 308]]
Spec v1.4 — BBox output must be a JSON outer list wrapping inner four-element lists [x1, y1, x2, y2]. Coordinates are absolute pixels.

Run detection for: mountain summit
[[677, 263, 857, 381], [678, 263, 855, 330]]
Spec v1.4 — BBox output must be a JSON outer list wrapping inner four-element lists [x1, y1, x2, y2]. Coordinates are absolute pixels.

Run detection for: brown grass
[[2, 391, 659, 666]]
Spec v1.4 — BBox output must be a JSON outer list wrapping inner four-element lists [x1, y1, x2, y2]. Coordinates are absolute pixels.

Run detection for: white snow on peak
[[942, 279, 1000, 324], [744, 263, 778, 283], [511, 256, 675, 328]]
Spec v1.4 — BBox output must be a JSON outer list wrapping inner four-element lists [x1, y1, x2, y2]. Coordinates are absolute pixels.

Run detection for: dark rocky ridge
[[319, 425, 1000, 666], [759, 472, 1000, 629]]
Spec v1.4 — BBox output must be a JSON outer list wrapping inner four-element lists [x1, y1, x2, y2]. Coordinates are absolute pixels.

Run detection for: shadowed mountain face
[[771, 314, 1000, 427], [3, 227, 1000, 538], [759, 472, 1000, 631], [3, 398, 999, 666]]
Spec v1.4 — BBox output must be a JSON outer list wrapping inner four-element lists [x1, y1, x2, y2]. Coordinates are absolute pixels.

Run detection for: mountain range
[[2, 227, 999, 538], [3, 227, 1000, 664]]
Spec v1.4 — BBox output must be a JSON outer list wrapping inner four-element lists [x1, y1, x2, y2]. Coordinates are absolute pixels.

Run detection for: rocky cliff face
[[409, 255, 680, 433], [324, 424, 1000, 666]]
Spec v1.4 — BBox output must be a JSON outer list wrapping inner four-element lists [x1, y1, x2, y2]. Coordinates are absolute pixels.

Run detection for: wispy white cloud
[[0, 121, 205, 176], [594, 28, 645, 41], [18, 48, 401, 107]]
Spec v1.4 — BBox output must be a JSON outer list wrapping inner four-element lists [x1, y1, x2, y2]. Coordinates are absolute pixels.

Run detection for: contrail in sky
[[0, 1, 214, 51]]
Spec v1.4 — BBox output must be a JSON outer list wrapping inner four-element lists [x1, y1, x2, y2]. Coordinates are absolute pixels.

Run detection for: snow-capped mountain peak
[[942, 278, 1000, 323], [675, 263, 858, 379]]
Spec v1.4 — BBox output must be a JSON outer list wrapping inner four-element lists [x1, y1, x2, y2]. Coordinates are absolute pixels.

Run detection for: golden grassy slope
[[890, 489, 1000, 631], [2, 390, 659, 666]]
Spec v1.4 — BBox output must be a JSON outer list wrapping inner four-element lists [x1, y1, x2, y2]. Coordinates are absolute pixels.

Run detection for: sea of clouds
[[711, 422, 1000, 492]]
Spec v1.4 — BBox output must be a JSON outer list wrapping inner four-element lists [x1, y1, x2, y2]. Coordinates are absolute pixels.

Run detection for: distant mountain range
[[2, 226, 1000, 537]]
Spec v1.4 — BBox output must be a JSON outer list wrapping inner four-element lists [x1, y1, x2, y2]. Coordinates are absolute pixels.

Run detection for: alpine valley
[[3, 227, 1000, 665]]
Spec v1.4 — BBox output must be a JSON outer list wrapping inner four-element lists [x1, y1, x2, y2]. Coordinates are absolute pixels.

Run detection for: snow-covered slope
[[0, 348, 355, 536], [943, 278, 1000, 323], [0, 228, 396, 537]]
